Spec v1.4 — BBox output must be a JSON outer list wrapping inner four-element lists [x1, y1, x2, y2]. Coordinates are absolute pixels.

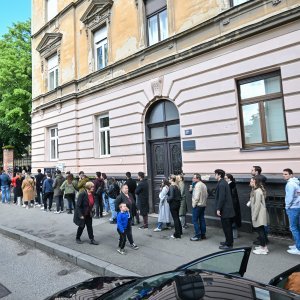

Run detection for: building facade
[[32, 0, 300, 232]]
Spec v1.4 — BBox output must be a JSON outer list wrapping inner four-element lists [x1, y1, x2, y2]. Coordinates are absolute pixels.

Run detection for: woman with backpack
[[60, 174, 77, 214]]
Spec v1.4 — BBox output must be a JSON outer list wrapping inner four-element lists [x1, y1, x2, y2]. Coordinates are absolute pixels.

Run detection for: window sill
[[240, 145, 289, 152], [99, 155, 111, 158]]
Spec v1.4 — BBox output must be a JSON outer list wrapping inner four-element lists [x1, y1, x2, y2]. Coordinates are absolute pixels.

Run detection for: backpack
[[108, 183, 120, 199]]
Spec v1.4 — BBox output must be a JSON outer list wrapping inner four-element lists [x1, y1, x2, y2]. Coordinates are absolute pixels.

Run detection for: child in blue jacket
[[117, 203, 130, 254]]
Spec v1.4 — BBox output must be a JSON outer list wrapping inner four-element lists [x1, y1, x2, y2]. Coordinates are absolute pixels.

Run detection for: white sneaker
[[22, 204, 26, 208], [254, 246, 269, 253], [288, 245, 296, 250], [25, 206, 29, 210], [102, 212, 108, 216], [40, 207, 44, 210], [153, 228, 162, 232], [253, 248, 268, 255], [60, 210, 64, 213], [35, 204, 41, 207], [287, 248, 300, 255], [54, 211, 60, 214]]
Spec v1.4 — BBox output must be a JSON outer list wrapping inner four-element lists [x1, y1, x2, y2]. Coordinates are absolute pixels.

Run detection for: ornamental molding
[[36, 33, 63, 57], [80, 0, 113, 30], [151, 77, 164, 97]]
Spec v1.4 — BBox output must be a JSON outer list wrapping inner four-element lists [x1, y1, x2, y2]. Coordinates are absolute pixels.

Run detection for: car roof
[[46, 270, 300, 300]]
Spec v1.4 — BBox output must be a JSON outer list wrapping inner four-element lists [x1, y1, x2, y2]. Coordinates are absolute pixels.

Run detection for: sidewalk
[[0, 202, 298, 283]]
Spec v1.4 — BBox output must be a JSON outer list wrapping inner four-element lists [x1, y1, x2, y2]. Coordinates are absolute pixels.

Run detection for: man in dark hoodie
[[93, 172, 104, 218]]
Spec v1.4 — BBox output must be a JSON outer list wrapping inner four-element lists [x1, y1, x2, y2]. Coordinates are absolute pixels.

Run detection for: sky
[[0, 0, 31, 37]]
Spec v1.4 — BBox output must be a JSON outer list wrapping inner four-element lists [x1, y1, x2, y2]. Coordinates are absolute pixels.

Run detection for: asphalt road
[[0, 233, 96, 300]]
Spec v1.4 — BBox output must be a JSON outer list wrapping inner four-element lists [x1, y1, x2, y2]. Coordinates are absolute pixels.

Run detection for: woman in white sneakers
[[154, 178, 172, 232], [250, 176, 269, 255]]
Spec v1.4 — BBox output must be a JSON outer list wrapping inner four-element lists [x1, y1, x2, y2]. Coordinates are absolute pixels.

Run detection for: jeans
[[286, 208, 300, 250], [109, 197, 116, 220], [157, 222, 171, 229], [102, 192, 109, 212], [1, 185, 11, 203], [65, 194, 76, 211], [43, 192, 53, 210], [55, 195, 64, 212], [35, 186, 42, 204], [192, 206, 206, 238]]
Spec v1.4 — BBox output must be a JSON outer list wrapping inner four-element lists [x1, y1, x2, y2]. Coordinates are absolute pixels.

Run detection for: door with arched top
[[146, 100, 182, 213]]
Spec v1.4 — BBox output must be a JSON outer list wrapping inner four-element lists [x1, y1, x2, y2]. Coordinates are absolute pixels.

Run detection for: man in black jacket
[[135, 172, 149, 229], [93, 172, 104, 218], [214, 169, 235, 250], [125, 172, 139, 225], [35, 169, 44, 206]]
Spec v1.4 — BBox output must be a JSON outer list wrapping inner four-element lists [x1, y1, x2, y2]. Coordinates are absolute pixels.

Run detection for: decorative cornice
[[80, 0, 113, 27], [36, 33, 63, 56]]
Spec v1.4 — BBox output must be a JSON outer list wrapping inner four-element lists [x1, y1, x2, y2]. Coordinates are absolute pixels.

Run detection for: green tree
[[0, 19, 31, 157]]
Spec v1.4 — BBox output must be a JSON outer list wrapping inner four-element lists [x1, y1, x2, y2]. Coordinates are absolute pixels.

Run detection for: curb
[[0, 225, 140, 277]]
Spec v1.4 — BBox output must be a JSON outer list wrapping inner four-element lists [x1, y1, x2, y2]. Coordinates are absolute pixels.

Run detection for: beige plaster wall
[[173, 0, 223, 34], [110, 0, 140, 62]]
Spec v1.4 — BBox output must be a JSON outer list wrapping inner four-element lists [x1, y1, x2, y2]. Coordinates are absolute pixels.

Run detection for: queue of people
[[0, 165, 299, 257]]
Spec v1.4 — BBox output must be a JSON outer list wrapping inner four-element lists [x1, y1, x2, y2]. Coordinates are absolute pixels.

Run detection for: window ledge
[[240, 145, 289, 152], [99, 155, 111, 158]]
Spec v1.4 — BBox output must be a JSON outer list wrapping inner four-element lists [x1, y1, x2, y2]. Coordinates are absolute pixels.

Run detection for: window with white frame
[[46, 0, 57, 21], [94, 26, 108, 70], [99, 115, 110, 156], [49, 127, 58, 160], [145, 0, 168, 46], [48, 54, 59, 91], [230, 0, 249, 6]]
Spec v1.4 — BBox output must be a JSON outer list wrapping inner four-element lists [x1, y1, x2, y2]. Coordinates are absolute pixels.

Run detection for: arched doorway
[[146, 100, 182, 213]]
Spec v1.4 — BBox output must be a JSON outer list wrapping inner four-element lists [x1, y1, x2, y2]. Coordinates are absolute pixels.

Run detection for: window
[[230, 0, 249, 6], [148, 100, 180, 140], [94, 26, 108, 70], [48, 54, 58, 91], [238, 72, 288, 148], [99, 115, 110, 156], [145, 0, 168, 46], [49, 127, 58, 160], [46, 0, 57, 21]]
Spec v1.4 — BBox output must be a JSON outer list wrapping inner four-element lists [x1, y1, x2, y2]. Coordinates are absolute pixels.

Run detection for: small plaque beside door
[[182, 140, 196, 151]]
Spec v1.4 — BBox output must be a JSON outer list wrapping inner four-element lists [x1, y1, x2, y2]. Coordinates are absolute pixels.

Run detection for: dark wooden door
[[151, 139, 182, 213]]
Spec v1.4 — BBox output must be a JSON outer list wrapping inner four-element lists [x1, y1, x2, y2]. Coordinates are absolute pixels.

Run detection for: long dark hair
[[161, 178, 170, 187], [226, 173, 235, 183]]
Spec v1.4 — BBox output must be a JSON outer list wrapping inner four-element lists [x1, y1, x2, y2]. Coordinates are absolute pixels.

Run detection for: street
[[0, 233, 96, 300], [0, 202, 298, 287]]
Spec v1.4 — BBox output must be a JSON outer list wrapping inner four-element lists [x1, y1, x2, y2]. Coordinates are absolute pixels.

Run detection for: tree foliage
[[0, 20, 31, 157]]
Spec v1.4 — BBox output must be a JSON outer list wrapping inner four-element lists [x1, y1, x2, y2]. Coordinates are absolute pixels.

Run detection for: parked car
[[46, 247, 300, 299]]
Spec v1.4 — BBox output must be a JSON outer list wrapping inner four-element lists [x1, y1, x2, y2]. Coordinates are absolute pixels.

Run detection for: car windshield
[[98, 270, 205, 300]]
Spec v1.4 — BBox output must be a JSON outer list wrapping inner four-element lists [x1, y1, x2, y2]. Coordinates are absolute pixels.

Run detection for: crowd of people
[[0, 165, 299, 256]]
